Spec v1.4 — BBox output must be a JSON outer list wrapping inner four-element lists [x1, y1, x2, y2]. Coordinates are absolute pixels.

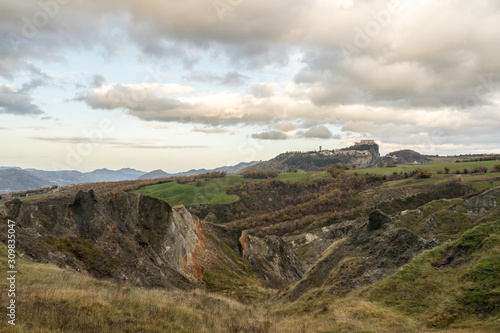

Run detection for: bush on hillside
[[242, 170, 280, 179], [414, 168, 433, 179], [327, 165, 347, 178], [471, 166, 488, 174]]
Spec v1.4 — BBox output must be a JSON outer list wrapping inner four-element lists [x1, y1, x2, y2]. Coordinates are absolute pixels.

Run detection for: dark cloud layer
[[184, 71, 249, 86], [1, 0, 499, 151], [0, 84, 44, 115], [2, 0, 500, 110]]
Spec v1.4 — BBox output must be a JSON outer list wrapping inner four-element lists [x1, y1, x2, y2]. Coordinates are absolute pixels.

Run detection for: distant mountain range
[[0, 167, 147, 193], [0, 162, 258, 193], [0, 169, 54, 193], [138, 162, 258, 180], [0, 144, 440, 194]]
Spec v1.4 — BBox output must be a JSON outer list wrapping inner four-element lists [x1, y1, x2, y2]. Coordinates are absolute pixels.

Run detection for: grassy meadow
[[347, 159, 500, 177], [132, 176, 242, 206], [132, 172, 332, 206]]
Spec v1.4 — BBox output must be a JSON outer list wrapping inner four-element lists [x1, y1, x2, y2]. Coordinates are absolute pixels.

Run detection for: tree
[[327, 165, 346, 178], [444, 167, 450, 174], [414, 168, 432, 179]]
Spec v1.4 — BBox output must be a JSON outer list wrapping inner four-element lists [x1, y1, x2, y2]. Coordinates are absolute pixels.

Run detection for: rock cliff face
[[282, 210, 438, 301], [244, 143, 381, 172], [0, 191, 206, 288], [0, 190, 307, 291], [462, 189, 499, 219], [240, 234, 306, 287], [285, 219, 360, 265]]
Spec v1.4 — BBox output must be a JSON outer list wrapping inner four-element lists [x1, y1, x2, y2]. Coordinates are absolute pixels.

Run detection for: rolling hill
[[138, 161, 258, 180], [0, 167, 147, 193], [0, 168, 53, 193], [383, 149, 431, 164], [244, 141, 381, 172]]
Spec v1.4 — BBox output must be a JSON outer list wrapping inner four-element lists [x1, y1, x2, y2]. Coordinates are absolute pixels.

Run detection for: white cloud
[[184, 71, 249, 86], [251, 131, 289, 140], [0, 84, 44, 115], [193, 126, 235, 134], [273, 122, 296, 132], [76, 81, 500, 149], [144, 122, 168, 130], [251, 83, 278, 98], [297, 125, 333, 139]]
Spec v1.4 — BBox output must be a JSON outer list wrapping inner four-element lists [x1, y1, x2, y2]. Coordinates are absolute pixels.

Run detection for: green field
[[347, 159, 500, 176], [133, 160, 500, 207], [132, 176, 243, 206], [132, 172, 333, 206], [427, 155, 499, 163]]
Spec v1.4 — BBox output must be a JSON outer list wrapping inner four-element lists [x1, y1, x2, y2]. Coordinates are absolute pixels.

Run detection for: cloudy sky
[[1, 0, 499, 172]]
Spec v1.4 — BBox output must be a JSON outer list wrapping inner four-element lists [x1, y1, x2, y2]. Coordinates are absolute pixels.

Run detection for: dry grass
[[0, 246, 277, 332]]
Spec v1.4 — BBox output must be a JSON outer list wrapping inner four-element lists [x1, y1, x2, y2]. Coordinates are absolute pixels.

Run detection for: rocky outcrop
[[462, 189, 500, 219], [0, 190, 314, 291], [282, 210, 438, 301], [285, 219, 360, 265], [244, 142, 381, 172], [368, 209, 396, 230], [0, 191, 207, 289], [206, 221, 242, 255], [240, 234, 307, 287]]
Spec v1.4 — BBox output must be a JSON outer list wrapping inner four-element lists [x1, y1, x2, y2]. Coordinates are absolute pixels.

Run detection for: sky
[[0, 0, 499, 173]]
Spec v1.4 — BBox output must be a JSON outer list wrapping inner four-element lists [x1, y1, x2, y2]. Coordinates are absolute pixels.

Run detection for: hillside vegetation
[[2, 219, 498, 332], [131, 171, 333, 206], [348, 160, 500, 176], [363, 219, 500, 330], [274, 220, 500, 332], [133, 178, 241, 206]]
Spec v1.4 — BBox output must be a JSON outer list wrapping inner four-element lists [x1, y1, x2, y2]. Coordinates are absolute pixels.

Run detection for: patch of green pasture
[[278, 171, 331, 183], [132, 181, 240, 206], [348, 160, 500, 177]]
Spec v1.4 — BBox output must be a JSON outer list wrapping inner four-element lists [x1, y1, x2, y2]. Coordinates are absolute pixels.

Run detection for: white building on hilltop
[[355, 140, 376, 145]]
